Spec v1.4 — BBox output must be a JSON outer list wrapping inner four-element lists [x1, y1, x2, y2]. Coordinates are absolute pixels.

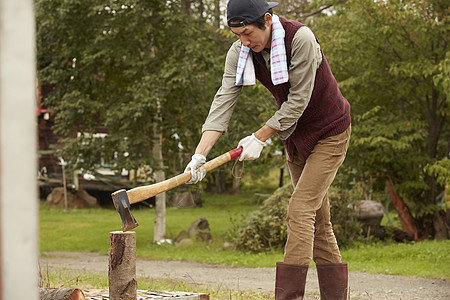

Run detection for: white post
[[59, 158, 68, 210], [0, 0, 38, 299]]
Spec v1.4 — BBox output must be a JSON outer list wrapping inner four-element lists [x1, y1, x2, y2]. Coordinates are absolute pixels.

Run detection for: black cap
[[227, 0, 279, 27]]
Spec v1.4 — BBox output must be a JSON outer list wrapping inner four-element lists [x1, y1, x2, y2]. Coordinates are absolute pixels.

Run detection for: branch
[[300, 0, 348, 19], [386, 178, 419, 241]]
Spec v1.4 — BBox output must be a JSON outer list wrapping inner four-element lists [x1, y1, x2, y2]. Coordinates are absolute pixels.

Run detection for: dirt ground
[[39, 251, 449, 299]]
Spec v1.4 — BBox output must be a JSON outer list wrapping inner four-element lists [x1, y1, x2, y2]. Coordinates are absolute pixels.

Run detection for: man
[[184, 0, 351, 299]]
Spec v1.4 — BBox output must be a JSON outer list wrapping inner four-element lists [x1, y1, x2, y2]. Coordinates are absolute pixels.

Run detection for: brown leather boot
[[275, 262, 308, 300], [316, 263, 348, 300]]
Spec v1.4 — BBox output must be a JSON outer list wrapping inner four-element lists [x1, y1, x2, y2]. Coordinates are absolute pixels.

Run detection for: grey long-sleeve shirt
[[202, 26, 322, 140]]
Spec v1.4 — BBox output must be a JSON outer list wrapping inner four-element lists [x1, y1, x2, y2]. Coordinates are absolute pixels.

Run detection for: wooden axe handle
[[126, 147, 242, 205]]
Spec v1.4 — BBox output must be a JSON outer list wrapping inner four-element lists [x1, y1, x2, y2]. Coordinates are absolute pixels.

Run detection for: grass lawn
[[40, 186, 450, 281], [343, 240, 450, 279]]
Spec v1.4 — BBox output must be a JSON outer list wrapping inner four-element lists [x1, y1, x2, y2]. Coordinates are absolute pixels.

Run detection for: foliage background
[[36, 0, 449, 239], [312, 0, 449, 238]]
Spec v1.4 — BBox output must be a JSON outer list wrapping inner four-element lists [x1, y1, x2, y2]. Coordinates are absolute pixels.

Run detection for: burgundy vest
[[253, 17, 351, 161]]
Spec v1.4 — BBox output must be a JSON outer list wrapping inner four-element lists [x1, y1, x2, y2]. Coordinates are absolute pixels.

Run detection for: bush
[[231, 184, 360, 252], [328, 187, 361, 248], [232, 184, 291, 252]]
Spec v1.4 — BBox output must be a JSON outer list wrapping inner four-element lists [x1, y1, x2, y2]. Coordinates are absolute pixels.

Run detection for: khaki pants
[[284, 126, 351, 266]]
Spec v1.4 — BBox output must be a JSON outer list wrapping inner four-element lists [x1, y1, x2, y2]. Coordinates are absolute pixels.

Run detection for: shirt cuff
[[202, 123, 227, 134], [266, 118, 296, 140]]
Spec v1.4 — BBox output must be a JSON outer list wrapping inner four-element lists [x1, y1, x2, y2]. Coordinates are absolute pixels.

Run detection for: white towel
[[235, 15, 289, 86]]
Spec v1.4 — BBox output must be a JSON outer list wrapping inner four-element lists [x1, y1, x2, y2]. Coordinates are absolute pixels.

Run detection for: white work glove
[[184, 154, 207, 184], [237, 133, 266, 161]]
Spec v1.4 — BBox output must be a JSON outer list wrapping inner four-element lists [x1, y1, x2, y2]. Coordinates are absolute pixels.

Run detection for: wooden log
[[39, 288, 85, 300], [109, 231, 137, 300]]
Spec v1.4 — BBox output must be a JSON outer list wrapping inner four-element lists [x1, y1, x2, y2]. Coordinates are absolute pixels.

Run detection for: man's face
[[230, 14, 272, 53]]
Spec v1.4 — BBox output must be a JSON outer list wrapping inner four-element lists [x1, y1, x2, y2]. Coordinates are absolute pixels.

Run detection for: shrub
[[328, 187, 361, 248], [233, 184, 292, 252], [231, 184, 360, 252]]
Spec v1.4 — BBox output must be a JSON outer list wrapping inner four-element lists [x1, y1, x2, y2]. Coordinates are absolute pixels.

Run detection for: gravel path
[[39, 251, 450, 299]]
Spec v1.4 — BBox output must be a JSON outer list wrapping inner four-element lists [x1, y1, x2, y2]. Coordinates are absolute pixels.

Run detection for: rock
[[173, 217, 212, 246], [78, 189, 98, 207], [176, 239, 193, 247], [171, 192, 196, 208], [223, 242, 235, 250], [45, 187, 98, 209], [173, 230, 190, 244], [188, 217, 212, 242], [350, 200, 384, 226], [171, 191, 202, 208]]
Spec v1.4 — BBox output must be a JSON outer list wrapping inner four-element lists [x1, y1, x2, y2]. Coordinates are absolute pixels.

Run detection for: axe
[[111, 147, 243, 231]]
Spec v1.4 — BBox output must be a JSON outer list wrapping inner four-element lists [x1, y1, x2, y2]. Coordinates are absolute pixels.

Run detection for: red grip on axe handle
[[229, 147, 243, 160]]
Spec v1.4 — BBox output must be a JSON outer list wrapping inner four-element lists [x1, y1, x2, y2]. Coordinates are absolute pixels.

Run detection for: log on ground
[[39, 288, 85, 300]]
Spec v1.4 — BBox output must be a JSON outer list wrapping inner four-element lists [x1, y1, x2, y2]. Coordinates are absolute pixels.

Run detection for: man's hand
[[237, 133, 266, 161], [184, 154, 207, 184]]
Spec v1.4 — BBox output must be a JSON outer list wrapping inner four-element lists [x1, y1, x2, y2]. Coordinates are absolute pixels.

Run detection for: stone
[[350, 200, 385, 226], [171, 191, 202, 208], [223, 242, 235, 250], [45, 187, 98, 209], [173, 217, 212, 246], [176, 239, 194, 247], [171, 192, 196, 208], [173, 230, 190, 245], [188, 217, 212, 242]]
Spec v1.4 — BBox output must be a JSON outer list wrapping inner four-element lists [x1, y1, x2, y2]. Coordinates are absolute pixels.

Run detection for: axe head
[[111, 189, 139, 232]]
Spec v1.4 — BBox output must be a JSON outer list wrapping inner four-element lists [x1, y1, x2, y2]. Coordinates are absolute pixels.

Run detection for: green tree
[[274, 0, 310, 19], [36, 0, 229, 240], [313, 0, 449, 238]]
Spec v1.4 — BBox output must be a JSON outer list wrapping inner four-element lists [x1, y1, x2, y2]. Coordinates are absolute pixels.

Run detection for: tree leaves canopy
[[36, 0, 230, 177], [313, 0, 449, 236]]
